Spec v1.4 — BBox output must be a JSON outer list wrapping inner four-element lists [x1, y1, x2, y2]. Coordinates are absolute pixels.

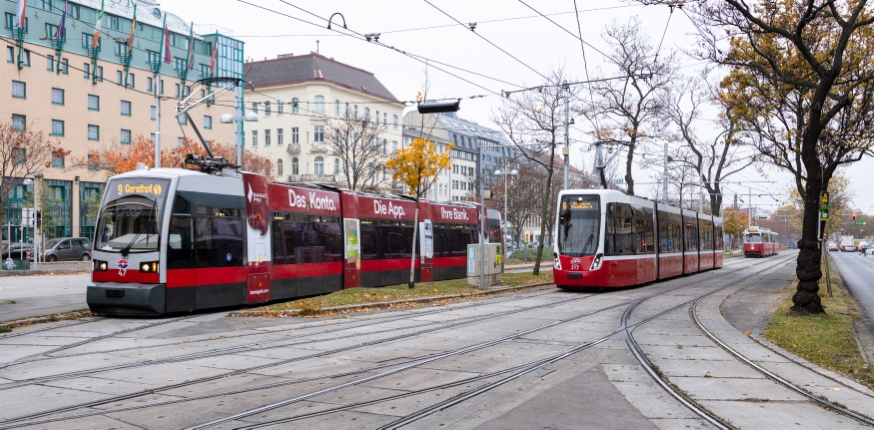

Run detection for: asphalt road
[[831, 251, 874, 326]]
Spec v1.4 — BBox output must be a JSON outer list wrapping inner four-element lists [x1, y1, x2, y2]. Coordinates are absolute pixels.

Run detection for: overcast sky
[[165, 0, 874, 214]]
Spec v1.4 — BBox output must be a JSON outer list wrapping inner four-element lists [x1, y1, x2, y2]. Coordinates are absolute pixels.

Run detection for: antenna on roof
[[316, 39, 320, 55]]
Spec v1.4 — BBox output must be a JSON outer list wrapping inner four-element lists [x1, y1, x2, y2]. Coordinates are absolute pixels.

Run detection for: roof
[[244, 54, 400, 103], [74, 0, 195, 36], [435, 114, 512, 151]]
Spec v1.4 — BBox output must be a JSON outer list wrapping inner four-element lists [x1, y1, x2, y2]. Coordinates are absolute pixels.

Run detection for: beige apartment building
[[244, 54, 403, 189], [1, 0, 241, 243]]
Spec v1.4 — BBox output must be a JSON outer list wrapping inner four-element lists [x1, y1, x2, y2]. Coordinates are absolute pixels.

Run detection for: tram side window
[[194, 207, 244, 268], [715, 225, 724, 249], [634, 218, 654, 254], [360, 219, 380, 260], [167, 196, 195, 269], [684, 220, 698, 252], [657, 211, 678, 253], [614, 217, 634, 254], [271, 213, 342, 264], [433, 224, 449, 257]]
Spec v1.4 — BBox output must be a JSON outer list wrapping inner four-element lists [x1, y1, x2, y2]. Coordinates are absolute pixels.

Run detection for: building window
[[335, 100, 340, 116], [384, 112, 388, 126], [128, 73, 135, 88], [51, 88, 64, 105], [114, 41, 126, 57], [178, 137, 184, 147], [88, 94, 99, 111], [314, 95, 325, 113], [291, 127, 299, 144], [95, 66, 103, 81], [150, 133, 156, 142], [376, 111, 380, 125], [393, 115, 398, 129], [204, 115, 212, 129], [11, 114, 25, 131], [11, 81, 25, 99], [276, 159, 283, 176], [83, 63, 90, 79], [277, 102, 283, 116], [88, 125, 99, 141], [12, 148, 25, 165], [120, 100, 131, 116], [147, 77, 153, 92], [314, 126, 325, 143], [51, 150, 65, 168], [51, 120, 64, 136], [314, 156, 324, 175], [291, 98, 299, 114], [60, 59, 68, 74], [334, 158, 340, 175], [116, 70, 123, 84], [159, 79, 164, 94], [364, 107, 370, 122], [110, 16, 120, 31], [251, 102, 258, 114], [265, 101, 271, 117], [87, 153, 96, 170], [251, 130, 258, 147], [178, 115, 187, 125], [392, 141, 398, 153], [292, 157, 299, 175], [354, 105, 359, 120], [46, 54, 54, 71], [264, 129, 271, 146], [120, 129, 131, 144], [277, 128, 284, 146], [20, 50, 29, 66], [150, 105, 156, 121], [5, 46, 12, 63], [175, 83, 181, 98]]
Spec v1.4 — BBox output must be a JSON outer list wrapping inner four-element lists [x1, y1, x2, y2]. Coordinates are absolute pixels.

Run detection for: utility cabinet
[[467, 244, 502, 287]]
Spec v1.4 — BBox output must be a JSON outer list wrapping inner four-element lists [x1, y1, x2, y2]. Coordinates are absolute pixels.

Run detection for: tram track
[[0, 283, 560, 368], [0, 257, 775, 428], [689, 294, 874, 426]]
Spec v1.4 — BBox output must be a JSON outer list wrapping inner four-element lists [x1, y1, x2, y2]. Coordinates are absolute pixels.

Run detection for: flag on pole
[[56, 1, 67, 39], [210, 44, 217, 75], [92, 0, 104, 48], [186, 23, 195, 70], [126, 3, 137, 55], [161, 17, 171, 64], [14, 0, 27, 29]]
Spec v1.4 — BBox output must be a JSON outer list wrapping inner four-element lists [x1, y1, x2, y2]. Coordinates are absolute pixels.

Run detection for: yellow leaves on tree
[[386, 137, 452, 197], [76, 135, 274, 180]]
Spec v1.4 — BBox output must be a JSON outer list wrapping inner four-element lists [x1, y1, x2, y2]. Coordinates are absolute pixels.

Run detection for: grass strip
[[258, 272, 554, 314], [762, 254, 874, 390]]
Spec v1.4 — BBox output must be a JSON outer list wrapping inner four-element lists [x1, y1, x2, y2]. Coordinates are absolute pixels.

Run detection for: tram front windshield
[[94, 178, 170, 253], [558, 195, 600, 257], [745, 233, 762, 243]]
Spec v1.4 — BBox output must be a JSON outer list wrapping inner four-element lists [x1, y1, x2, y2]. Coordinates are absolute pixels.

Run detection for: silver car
[[43, 238, 92, 262]]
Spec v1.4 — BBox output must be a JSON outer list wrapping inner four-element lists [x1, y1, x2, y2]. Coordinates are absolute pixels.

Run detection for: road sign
[[21, 208, 34, 227], [856, 221, 867, 225]]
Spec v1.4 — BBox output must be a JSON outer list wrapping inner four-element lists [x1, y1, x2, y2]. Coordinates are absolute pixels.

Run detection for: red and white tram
[[553, 190, 724, 289], [742, 227, 779, 257], [87, 168, 500, 316]]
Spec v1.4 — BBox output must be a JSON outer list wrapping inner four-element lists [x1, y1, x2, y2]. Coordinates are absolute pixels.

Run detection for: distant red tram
[[742, 227, 779, 257], [552, 190, 724, 289]]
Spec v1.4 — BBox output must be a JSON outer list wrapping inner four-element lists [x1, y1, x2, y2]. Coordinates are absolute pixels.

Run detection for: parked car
[[42, 238, 92, 262], [1, 243, 33, 260], [526, 241, 539, 248]]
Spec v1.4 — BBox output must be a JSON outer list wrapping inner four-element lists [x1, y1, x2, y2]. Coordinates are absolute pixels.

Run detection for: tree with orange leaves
[[386, 137, 453, 289], [74, 135, 273, 180]]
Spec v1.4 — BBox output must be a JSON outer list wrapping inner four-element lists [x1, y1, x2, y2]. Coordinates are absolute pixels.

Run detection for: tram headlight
[[94, 260, 108, 272], [590, 253, 603, 271], [553, 253, 562, 270], [140, 261, 159, 273]]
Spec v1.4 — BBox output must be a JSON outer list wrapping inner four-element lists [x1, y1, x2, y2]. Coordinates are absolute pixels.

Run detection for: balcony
[[287, 174, 301, 182], [300, 174, 335, 183], [309, 144, 330, 154], [286, 143, 301, 154]]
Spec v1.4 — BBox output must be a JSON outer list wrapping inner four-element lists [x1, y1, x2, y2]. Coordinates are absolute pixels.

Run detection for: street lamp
[[494, 168, 518, 274], [33, 172, 43, 268], [220, 111, 259, 165]]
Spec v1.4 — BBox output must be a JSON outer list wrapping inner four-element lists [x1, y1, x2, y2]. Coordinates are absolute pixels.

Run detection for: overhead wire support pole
[[564, 81, 570, 190]]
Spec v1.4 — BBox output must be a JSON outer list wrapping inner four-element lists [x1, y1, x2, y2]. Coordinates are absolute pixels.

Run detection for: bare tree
[[663, 77, 754, 215], [581, 17, 675, 196], [0, 119, 67, 231], [494, 68, 580, 275], [326, 112, 389, 193]]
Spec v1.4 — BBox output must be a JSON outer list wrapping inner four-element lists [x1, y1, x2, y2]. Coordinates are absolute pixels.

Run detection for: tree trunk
[[534, 160, 556, 276], [625, 139, 636, 196], [791, 123, 825, 313], [409, 203, 419, 289]]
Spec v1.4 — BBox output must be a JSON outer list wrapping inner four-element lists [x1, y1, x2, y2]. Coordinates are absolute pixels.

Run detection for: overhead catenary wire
[[421, 0, 549, 81]]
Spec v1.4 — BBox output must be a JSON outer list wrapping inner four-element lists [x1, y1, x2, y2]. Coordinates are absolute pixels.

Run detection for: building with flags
[[1, 0, 243, 244]]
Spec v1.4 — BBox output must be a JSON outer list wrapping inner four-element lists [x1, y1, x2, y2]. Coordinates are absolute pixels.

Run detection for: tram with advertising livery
[[86, 167, 501, 316], [553, 190, 724, 289], [742, 227, 779, 257]]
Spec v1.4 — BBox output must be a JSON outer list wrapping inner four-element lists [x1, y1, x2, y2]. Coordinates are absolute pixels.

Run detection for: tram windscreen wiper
[[579, 229, 595, 257], [120, 198, 157, 257]]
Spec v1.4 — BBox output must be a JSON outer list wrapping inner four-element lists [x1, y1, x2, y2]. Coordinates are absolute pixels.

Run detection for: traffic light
[[853, 213, 857, 221], [36, 210, 41, 228]]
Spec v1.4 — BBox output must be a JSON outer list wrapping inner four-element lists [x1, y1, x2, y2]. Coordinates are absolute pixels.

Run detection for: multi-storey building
[[2, 0, 242, 243], [403, 111, 516, 202], [243, 54, 403, 189]]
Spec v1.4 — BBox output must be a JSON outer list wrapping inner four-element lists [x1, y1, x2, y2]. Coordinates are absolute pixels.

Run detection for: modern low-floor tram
[[742, 227, 779, 257], [553, 190, 724, 289], [87, 167, 501, 316]]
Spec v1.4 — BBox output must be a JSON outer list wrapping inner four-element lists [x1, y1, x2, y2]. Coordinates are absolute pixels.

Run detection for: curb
[[228, 281, 556, 317], [0, 310, 93, 330]]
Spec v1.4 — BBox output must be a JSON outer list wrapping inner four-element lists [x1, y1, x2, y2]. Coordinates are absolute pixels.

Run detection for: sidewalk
[[0, 262, 90, 277]]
